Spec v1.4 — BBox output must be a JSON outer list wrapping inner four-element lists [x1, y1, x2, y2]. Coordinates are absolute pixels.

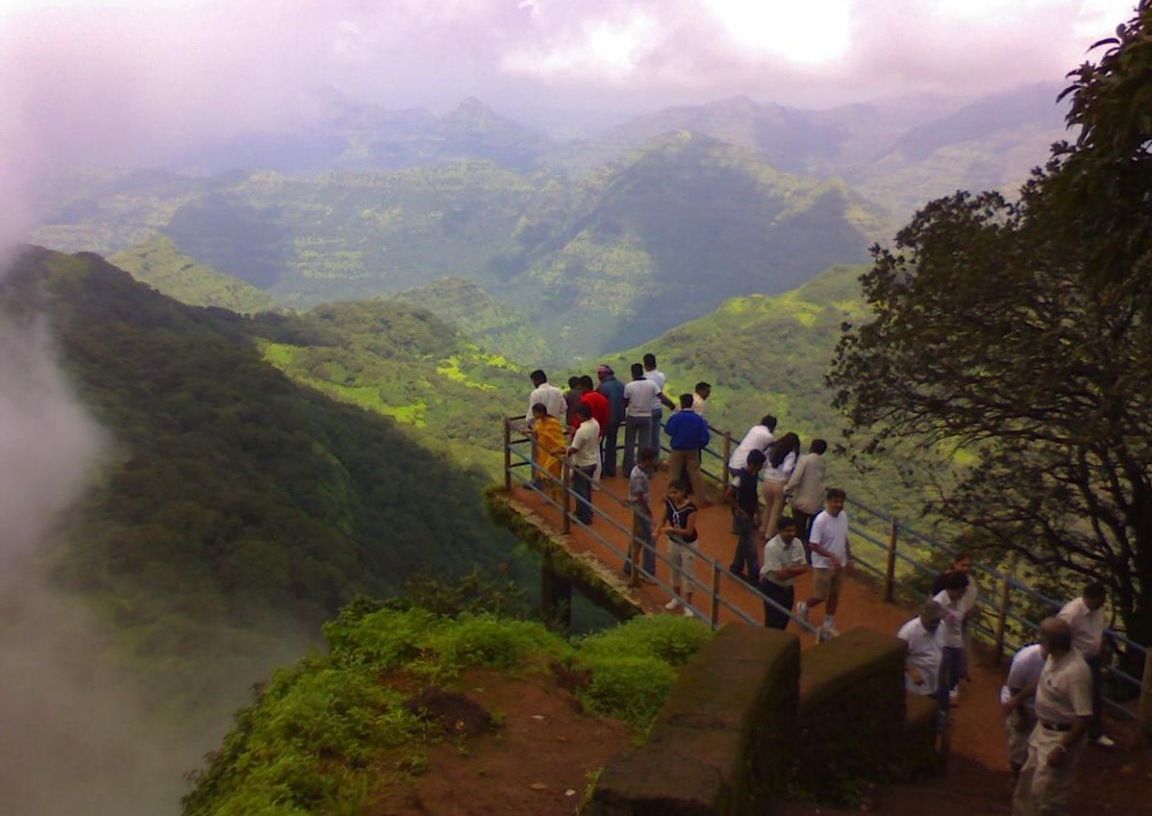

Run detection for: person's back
[[787, 447, 826, 515], [597, 371, 626, 425], [729, 416, 776, 471]]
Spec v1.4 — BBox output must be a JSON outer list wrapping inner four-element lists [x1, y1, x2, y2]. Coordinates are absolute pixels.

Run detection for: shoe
[[683, 606, 695, 618], [639, 573, 657, 585], [820, 625, 840, 640], [664, 598, 682, 611], [1094, 735, 1116, 748], [949, 689, 960, 707], [795, 601, 809, 625]]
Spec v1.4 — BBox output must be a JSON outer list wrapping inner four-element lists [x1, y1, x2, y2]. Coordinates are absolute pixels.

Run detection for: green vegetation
[[2, 247, 524, 719], [31, 132, 889, 357], [183, 605, 712, 815], [830, 1, 1152, 645], [110, 233, 275, 314]]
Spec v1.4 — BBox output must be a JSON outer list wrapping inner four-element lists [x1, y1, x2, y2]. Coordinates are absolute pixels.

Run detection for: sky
[[0, 0, 1139, 235]]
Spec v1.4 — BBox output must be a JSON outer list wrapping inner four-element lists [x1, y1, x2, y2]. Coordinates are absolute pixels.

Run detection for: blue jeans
[[572, 465, 596, 524], [622, 415, 652, 474], [730, 513, 760, 582], [601, 423, 621, 476], [942, 645, 966, 692], [625, 508, 657, 576], [649, 407, 663, 454]]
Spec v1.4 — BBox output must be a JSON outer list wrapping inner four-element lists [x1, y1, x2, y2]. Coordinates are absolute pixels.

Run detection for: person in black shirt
[[725, 448, 765, 583], [660, 480, 699, 615]]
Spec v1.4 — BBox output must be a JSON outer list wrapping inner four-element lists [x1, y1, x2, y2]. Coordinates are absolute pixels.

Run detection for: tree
[[829, 2, 1152, 645]]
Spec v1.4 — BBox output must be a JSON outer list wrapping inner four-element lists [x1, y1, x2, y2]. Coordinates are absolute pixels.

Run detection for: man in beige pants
[[1008, 617, 1092, 815]]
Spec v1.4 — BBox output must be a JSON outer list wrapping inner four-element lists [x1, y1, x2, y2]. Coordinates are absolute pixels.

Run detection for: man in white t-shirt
[[526, 369, 566, 421], [898, 600, 945, 699], [566, 404, 600, 525], [932, 571, 974, 705], [795, 488, 852, 640], [622, 362, 659, 474], [641, 353, 675, 456], [1001, 641, 1045, 775], [728, 414, 776, 473], [1010, 618, 1093, 816], [1057, 583, 1113, 747]]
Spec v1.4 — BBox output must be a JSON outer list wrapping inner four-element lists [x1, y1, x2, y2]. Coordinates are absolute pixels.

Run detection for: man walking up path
[[796, 488, 852, 640], [1010, 617, 1094, 816], [1058, 583, 1115, 747]]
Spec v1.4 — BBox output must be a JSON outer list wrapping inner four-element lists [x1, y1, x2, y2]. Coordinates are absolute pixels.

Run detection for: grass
[[183, 606, 714, 815]]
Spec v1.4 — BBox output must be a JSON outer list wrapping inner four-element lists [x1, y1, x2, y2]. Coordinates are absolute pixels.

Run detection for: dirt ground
[[372, 668, 629, 816], [371, 477, 1152, 814]]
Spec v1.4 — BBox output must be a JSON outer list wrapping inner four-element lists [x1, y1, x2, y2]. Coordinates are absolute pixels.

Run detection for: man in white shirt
[[785, 439, 827, 544], [1001, 641, 1045, 775], [1057, 583, 1113, 746], [566, 404, 600, 525], [622, 362, 659, 474], [932, 571, 974, 705], [897, 600, 945, 699], [759, 516, 809, 630], [1010, 618, 1093, 816], [526, 369, 566, 421], [641, 353, 675, 456], [795, 488, 852, 640], [728, 414, 776, 473]]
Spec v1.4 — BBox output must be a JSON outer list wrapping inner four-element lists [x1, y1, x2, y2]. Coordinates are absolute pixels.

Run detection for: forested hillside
[[2, 247, 522, 699]]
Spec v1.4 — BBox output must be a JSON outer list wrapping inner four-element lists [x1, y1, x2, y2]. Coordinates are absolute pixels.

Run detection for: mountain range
[[27, 84, 1069, 360]]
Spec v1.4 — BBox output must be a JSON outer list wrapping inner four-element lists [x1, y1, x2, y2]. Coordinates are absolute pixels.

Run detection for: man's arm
[[1001, 679, 1038, 715], [785, 458, 806, 494]]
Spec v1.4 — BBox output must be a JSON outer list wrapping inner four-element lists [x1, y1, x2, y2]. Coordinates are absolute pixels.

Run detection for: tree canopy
[[830, 1, 1152, 643]]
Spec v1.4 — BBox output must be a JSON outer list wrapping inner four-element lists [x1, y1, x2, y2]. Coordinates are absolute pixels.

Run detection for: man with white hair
[[898, 600, 946, 700], [1009, 617, 1093, 816]]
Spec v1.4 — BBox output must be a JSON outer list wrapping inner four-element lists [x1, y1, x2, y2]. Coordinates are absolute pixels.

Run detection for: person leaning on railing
[[665, 393, 710, 501], [566, 403, 600, 525]]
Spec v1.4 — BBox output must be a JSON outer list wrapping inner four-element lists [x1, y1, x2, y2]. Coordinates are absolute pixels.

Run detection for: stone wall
[[586, 624, 801, 815], [586, 624, 939, 813]]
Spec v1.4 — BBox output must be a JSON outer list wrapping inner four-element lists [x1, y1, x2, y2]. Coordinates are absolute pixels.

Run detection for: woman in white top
[[761, 432, 799, 539]]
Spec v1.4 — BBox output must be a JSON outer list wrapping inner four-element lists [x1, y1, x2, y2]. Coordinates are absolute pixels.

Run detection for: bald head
[[1039, 616, 1073, 656], [920, 599, 944, 632]]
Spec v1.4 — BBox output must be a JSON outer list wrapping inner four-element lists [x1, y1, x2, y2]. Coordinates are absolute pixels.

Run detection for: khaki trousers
[[668, 449, 703, 499], [1012, 724, 1085, 816]]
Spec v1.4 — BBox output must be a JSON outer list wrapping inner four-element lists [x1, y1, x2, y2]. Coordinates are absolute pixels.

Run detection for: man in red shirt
[[573, 375, 609, 436]]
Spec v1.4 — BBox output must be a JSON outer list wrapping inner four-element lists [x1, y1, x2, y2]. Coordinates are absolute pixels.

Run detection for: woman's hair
[[768, 432, 801, 468], [531, 402, 548, 416]]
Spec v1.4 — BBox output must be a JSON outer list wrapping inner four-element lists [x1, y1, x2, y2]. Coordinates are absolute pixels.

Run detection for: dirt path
[[509, 471, 1151, 812]]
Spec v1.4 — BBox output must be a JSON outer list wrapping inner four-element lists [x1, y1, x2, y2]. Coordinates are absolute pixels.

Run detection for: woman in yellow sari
[[530, 402, 567, 501]]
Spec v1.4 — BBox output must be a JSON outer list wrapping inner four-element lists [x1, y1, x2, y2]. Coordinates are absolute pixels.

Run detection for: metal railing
[[503, 413, 1152, 732], [502, 417, 818, 637]]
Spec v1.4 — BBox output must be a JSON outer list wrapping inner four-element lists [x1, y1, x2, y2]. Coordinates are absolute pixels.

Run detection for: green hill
[[390, 277, 550, 365], [3, 247, 523, 711], [110, 233, 276, 313], [30, 136, 891, 358]]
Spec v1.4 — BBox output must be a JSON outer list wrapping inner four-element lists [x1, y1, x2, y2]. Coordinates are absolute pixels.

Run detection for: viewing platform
[[488, 416, 1152, 776]]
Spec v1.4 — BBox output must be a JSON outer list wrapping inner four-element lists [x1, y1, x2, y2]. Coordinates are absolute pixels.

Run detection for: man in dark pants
[[725, 448, 765, 583], [1058, 583, 1115, 747], [566, 403, 600, 525], [759, 517, 808, 629], [596, 364, 625, 477]]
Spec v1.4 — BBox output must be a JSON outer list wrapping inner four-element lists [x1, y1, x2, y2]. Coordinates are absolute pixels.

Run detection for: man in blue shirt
[[596, 364, 626, 477], [665, 393, 710, 500]]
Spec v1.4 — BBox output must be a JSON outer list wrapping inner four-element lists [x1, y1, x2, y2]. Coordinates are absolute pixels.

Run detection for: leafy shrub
[[578, 655, 679, 727], [417, 614, 571, 678], [577, 614, 713, 666]]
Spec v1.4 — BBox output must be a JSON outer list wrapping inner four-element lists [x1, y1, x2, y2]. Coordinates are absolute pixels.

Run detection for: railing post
[[561, 461, 572, 535], [884, 516, 898, 602], [502, 419, 512, 492], [709, 561, 721, 630], [1138, 644, 1152, 740], [722, 432, 733, 475], [994, 564, 1015, 665]]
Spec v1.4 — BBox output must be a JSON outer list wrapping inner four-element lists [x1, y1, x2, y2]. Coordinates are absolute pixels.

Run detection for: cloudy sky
[[0, 0, 1139, 176]]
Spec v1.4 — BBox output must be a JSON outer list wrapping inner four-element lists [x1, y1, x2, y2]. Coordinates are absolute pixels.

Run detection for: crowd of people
[[898, 575, 1116, 815], [523, 360, 1122, 816], [523, 356, 841, 630]]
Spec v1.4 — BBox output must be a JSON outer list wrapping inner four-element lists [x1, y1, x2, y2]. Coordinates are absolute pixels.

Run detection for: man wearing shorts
[[796, 488, 851, 640]]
